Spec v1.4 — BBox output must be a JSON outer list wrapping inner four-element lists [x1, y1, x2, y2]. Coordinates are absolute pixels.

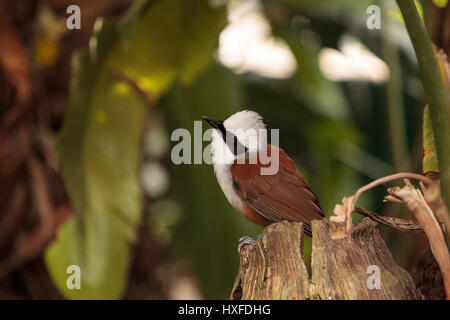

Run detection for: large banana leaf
[[46, 0, 226, 299]]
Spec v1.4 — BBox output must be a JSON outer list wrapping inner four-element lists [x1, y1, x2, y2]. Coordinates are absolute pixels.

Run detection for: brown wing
[[231, 145, 324, 236]]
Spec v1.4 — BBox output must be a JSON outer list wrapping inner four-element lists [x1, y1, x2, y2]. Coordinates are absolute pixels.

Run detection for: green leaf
[[45, 0, 227, 299], [422, 105, 439, 174], [109, 0, 227, 94], [46, 21, 148, 299], [432, 0, 448, 8], [271, 0, 373, 12], [276, 30, 350, 121]]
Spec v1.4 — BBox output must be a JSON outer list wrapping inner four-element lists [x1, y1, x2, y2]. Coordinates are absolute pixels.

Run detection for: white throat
[[210, 130, 244, 212]]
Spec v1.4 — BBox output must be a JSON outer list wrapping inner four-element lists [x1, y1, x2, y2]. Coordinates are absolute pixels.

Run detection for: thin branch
[[347, 172, 434, 234], [385, 180, 450, 299], [354, 207, 424, 233]]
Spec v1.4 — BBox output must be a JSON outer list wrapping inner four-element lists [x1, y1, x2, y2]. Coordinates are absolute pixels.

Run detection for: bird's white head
[[203, 110, 268, 165], [223, 110, 266, 133]]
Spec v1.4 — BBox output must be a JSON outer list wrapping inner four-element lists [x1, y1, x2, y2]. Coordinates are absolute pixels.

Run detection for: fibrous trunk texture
[[231, 218, 423, 300]]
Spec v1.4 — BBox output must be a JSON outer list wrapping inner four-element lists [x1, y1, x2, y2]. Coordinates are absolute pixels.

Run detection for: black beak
[[202, 116, 223, 129]]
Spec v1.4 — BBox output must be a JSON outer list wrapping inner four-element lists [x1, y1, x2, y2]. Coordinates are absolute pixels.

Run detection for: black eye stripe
[[217, 122, 226, 138], [218, 129, 248, 156]]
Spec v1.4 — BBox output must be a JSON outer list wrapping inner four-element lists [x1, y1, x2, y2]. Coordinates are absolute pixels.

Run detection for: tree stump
[[231, 218, 423, 300]]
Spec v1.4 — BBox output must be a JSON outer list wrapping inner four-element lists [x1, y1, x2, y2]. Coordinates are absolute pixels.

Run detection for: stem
[[379, 4, 412, 260], [354, 207, 424, 232], [350, 172, 434, 210], [344, 172, 435, 235], [380, 1, 409, 173], [397, 0, 450, 212]]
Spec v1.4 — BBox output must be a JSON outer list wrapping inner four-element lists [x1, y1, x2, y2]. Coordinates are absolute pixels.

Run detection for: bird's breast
[[213, 161, 246, 213]]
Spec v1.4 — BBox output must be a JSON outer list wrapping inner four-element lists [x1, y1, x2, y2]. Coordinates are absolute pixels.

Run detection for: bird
[[202, 110, 324, 237]]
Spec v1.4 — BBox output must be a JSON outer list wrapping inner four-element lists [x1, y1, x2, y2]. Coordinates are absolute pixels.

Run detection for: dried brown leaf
[[385, 180, 450, 299]]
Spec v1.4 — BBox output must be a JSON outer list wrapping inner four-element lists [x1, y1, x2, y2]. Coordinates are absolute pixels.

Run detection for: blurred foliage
[[433, 0, 448, 8], [163, 64, 261, 298], [38, 0, 445, 300], [111, 0, 227, 92], [46, 0, 227, 299]]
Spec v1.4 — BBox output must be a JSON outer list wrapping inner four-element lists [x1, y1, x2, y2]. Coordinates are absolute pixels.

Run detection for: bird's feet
[[238, 236, 256, 253]]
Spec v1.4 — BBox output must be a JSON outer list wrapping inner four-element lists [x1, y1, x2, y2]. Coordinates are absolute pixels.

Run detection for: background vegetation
[[0, 0, 448, 299]]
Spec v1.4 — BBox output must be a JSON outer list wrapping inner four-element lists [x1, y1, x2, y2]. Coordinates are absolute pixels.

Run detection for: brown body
[[230, 145, 324, 236]]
